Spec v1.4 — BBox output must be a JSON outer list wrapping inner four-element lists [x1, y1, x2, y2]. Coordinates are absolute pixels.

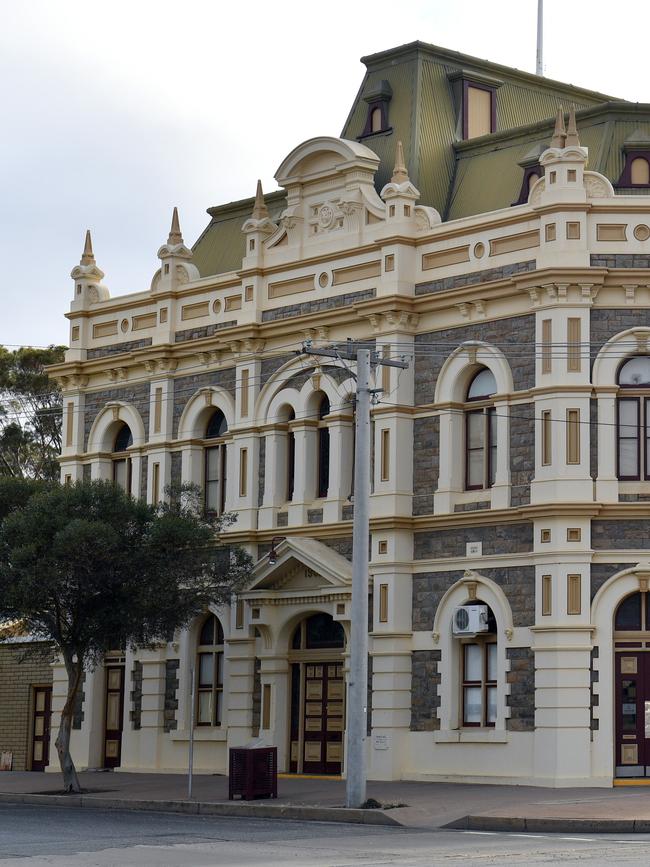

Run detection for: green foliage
[[0, 479, 252, 663], [0, 345, 66, 480]]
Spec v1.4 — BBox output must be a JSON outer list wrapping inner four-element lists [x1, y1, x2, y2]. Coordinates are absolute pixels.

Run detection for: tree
[[0, 479, 251, 793], [0, 345, 66, 480]]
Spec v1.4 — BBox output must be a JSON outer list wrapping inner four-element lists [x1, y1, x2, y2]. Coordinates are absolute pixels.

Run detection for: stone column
[[259, 655, 290, 771], [287, 420, 317, 525], [259, 427, 288, 529]]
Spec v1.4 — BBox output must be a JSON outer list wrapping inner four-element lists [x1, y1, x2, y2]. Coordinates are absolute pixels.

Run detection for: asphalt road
[[2, 804, 650, 866]]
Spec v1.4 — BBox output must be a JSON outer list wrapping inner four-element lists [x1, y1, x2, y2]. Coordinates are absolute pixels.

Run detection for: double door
[[103, 665, 125, 768], [615, 651, 650, 776], [289, 661, 345, 775], [30, 686, 52, 771]]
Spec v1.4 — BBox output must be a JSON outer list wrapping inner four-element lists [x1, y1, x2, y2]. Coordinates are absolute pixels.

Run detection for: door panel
[[103, 666, 125, 768], [30, 687, 52, 771], [303, 662, 344, 775], [615, 652, 649, 777]]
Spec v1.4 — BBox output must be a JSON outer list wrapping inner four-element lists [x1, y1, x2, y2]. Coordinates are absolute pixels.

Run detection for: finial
[[80, 229, 95, 265], [550, 107, 566, 148], [167, 207, 183, 245], [565, 105, 580, 147], [391, 140, 409, 184], [251, 180, 269, 221]]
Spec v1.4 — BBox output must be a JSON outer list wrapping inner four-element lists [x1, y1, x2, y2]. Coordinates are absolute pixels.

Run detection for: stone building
[[42, 40, 650, 785]]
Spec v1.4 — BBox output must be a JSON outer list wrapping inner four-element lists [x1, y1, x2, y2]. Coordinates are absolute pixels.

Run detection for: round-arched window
[[197, 614, 224, 727], [291, 613, 345, 650], [205, 408, 228, 439], [467, 368, 497, 401], [465, 369, 497, 490], [204, 409, 228, 514], [113, 423, 133, 452], [618, 357, 650, 388], [616, 356, 650, 480]]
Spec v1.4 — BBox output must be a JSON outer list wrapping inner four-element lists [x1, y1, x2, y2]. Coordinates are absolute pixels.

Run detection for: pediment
[[247, 536, 352, 594]]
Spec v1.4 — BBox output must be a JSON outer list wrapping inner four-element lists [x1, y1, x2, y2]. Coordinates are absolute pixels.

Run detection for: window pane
[[464, 687, 482, 724], [206, 448, 221, 480], [215, 690, 223, 725], [198, 653, 213, 688], [488, 409, 497, 486], [487, 643, 497, 681], [616, 593, 642, 631], [486, 686, 497, 725], [467, 368, 497, 400], [619, 357, 650, 387], [197, 690, 212, 724], [467, 449, 484, 488], [467, 412, 484, 448], [464, 644, 482, 681], [216, 652, 223, 687], [113, 460, 128, 491], [619, 439, 639, 478], [205, 480, 220, 512]]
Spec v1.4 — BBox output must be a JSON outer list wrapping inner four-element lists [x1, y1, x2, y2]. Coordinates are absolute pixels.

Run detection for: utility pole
[[302, 340, 408, 808]]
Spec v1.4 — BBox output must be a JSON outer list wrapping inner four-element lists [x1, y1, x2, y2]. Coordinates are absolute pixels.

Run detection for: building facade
[[42, 41, 650, 786]]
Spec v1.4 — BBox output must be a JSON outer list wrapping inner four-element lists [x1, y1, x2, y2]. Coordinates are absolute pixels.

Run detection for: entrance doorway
[[103, 664, 125, 768], [30, 686, 52, 771], [614, 592, 650, 777], [288, 613, 345, 775]]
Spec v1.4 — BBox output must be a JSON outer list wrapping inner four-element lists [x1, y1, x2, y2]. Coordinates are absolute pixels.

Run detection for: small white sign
[[373, 733, 390, 751], [466, 541, 483, 558]]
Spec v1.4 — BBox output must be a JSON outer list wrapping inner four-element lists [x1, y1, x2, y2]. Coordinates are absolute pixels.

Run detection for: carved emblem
[[318, 204, 335, 229]]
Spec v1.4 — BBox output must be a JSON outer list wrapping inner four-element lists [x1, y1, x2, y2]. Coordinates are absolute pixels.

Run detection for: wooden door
[[103, 666, 125, 768], [30, 686, 52, 771], [615, 652, 650, 777], [302, 662, 345, 775]]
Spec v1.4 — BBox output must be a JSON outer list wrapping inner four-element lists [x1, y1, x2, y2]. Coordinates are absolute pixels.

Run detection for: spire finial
[[565, 104, 580, 147], [167, 207, 183, 245], [80, 229, 95, 265], [550, 107, 566, 148], [251, 179, 269, 221], [391, 140, 409, 184]]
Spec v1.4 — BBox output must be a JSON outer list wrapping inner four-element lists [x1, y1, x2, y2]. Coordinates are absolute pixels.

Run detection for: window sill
[[169, 728, 227, 743], [434, 728, 508, 744]]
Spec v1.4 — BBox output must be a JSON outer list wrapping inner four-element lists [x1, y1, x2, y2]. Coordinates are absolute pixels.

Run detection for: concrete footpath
[[1, 770, 650, 833]]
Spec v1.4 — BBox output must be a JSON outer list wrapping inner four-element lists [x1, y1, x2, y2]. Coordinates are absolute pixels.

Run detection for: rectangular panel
[[380, 429, 390, 481], [489, 230, 539, 257], [567, 317, 581, 372], [306, 681, 322, 700], [622, 744, 639, 765], [542, 411, 552, 465], [379, 583, 388, 624], [567, 574, 582, 615], [262, 684, 271, 730], [327, 718, 344, 732], [621, 657, 638, 674], [327, 702, 343, 716], [305, 718, 321, 732], [328, 681, 344, 700], [566, 409, 580, 465], [541, 319, 552, 374], [304, 742, 322, 762], [224, 295, 242, 312], [66, 402, 74, 447], [34, 717, 44, 737], [106, 693, 121, 730], [327, 665, 338, 677], [131, 312, 157, 331], [597, 223, 627, 241], [239, 448, 248, 497], [621, 679, 637, 732], [268, 275, 315, 298], [306, 702, 321, 715], [240, 369, 249, 418], [92, 320, 118, 338], [331, 260, 381, 286], [181, 301, 209, 321], [32, 742, 43, 762], [467, 85, 492, 138], [35, 691, 46, 713], [290, 741, 299, 762], [542, 575, 552, 616], [421, 245, 470, 271], [326, 742, 343, 763], [313, 666, 323, 678], [154, 387, 162, 433], [104, 740, 119, 759], [306, 666, 315, 678]]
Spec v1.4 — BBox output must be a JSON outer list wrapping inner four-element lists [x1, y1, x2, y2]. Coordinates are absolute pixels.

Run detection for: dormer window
[[359, 80, 392, 139], [448, 70, 501, 141], [616, 133, 650, 188], [512, 144, 546, 206]]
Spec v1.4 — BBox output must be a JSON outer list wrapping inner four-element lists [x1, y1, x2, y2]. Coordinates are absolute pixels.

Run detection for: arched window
[[370, 106, 382, 133], [112, 423, 133, 492], [197, 614, 224, 727], [317, 395, 330, 498], [458, 602, 497, 727], [286, 408, 296, 502], [291, 613, 345, 650], [528, 171, 540, 191], [631, 157, 650, 186], [204, 409, 228, 514], [617, 357, 650, 480], [465, 368, 497, 490]]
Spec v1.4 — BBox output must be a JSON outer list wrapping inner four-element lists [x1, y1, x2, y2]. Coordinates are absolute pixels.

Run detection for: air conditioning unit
[[452, 604, 490, 636]]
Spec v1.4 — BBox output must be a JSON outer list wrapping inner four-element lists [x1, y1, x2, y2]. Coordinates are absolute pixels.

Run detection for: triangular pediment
[[247, 536, 352, 594]]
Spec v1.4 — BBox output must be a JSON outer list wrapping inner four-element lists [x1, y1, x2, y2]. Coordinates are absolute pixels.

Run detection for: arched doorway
[[614, 591, 650, 778], [288, 613, 345, 775]]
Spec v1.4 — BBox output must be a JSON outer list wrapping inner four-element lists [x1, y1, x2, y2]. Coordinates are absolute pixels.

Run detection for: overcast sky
[[2, 0, 649, 348]]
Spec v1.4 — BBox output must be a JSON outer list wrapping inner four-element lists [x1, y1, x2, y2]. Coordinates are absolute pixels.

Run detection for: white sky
[[1, 0, 648, 348]]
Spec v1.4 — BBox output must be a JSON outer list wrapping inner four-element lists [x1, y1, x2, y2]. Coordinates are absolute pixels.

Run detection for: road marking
[[509, 834, 546, 839], [462, 831, 498, 835], [559, 837, 596, 842]]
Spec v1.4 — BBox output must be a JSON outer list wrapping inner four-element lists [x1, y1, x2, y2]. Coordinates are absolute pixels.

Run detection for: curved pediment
[[275, 136, 380, 186]]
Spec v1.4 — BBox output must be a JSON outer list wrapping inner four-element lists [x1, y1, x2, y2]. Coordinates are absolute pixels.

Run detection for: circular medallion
[[473, 242, 485, 259], [212, 299, 222, 314], [318, 204, 335, 229], [318, 272, 329, 288], [634, 224, 650, 242], [120, 318, 129, 333]]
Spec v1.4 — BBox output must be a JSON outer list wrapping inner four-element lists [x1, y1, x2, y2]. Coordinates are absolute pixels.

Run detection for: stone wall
[[414, 522, 533, 560], [139, 455, 148, 501], [257, 439, 265, 507], [174, 321, 237, 343], [506, 647, 534, 731], [590, 398, 598, 479], [172, 370, 236, 437], [591, 520, 650, 549], [251, 658, 261, 738], [84, 383, 151, 450], [163, 660, 179, 733], [414, 314, 536, 405], [590, 563, 631, 600], [413, 416, 438, 516], [0, 643, 53, 771], [413, 567, 535, 630], [510, 402, 534, 507], [322, 537, 353, 561], [590, 307, 650, 359], [261, 289, 375, 322], [410, 650, 441, 731], [87, 338, 152, 360], [415, 260, 536, 296]]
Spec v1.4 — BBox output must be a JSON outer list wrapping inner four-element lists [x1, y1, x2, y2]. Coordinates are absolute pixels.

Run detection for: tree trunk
[[55, 657, 82, 794]]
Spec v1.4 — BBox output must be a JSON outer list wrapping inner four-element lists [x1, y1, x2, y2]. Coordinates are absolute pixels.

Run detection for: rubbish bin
[[228, 746, 278, 800]]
